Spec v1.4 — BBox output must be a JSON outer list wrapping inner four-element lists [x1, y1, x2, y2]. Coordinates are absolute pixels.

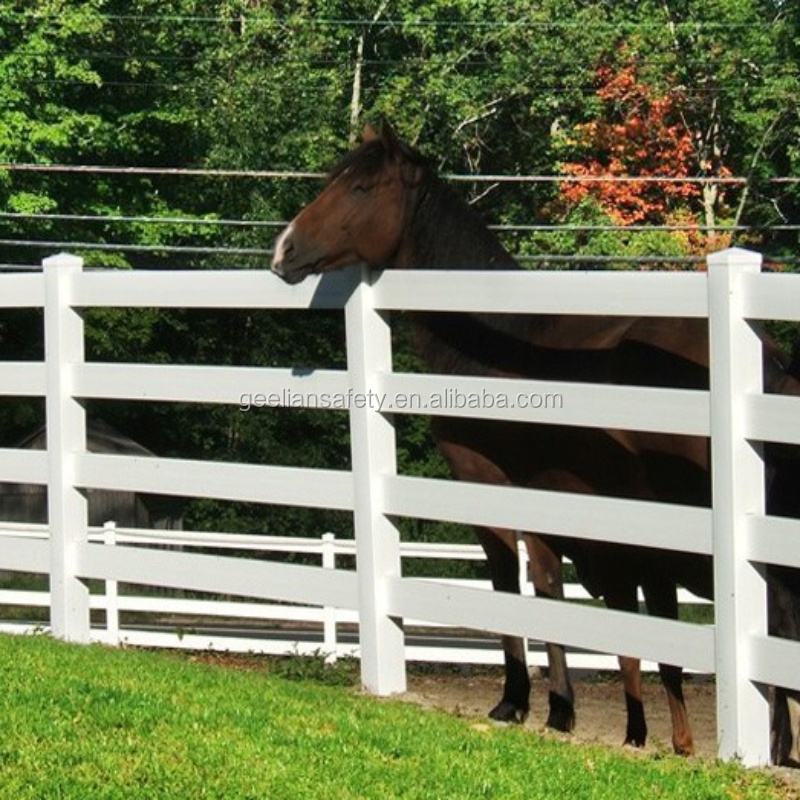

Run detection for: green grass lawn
[[0, 634, 791, 800]]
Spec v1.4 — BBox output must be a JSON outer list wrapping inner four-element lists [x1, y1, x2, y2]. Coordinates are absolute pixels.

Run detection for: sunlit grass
[[0, 634, 788, 799]]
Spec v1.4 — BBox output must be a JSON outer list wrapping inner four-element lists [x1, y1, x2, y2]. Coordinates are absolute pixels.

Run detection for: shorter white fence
[[0, 522, 709, 671]]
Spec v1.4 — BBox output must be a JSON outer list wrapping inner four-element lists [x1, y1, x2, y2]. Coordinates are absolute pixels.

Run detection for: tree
[[1, 1, 797, 541], [626, 0, 800, 246], [558, 52, 703, 227], [0, 0, 216, 268]]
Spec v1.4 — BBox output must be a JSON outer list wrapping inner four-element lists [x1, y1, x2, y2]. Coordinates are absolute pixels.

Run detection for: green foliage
[[525, 197, 699, 270], [0, 634, 786, 800]]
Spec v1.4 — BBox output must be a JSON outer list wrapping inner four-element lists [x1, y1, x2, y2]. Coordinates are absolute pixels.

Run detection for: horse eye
[[353, 183, 373, 195]]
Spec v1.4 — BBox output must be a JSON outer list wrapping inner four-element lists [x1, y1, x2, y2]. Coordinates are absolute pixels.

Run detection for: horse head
[[271, 123, 427, 284]]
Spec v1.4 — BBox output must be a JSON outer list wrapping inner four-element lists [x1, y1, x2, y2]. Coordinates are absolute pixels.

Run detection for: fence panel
[[74, 363, 350, 406], [383, 475, 712, 555], [76, 453, 353, 510], [371, 269, 710, 316], [378, 371, 710, 434]]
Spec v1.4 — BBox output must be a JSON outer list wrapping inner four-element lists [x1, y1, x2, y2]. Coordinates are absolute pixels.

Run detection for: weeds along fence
[[1, 249, 800, 765]]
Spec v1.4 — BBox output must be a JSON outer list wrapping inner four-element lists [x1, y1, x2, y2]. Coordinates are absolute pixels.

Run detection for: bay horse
[[271, 123, 800, 762]]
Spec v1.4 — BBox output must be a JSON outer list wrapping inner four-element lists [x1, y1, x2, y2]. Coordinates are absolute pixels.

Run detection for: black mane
[[406, 167, 520, 274], [327, 136, 430, 187], [379, 142, 574, 379], [327, 140, 389, 185], [377, 141, 708, 389]]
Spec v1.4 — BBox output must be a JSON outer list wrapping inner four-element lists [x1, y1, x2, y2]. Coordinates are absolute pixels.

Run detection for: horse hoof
[[624, 724, 647, 748], [624, 736, 646, 748], [488, 701, 528, 724], [546, 692, 576, 733], [673, 741, 695, 757]]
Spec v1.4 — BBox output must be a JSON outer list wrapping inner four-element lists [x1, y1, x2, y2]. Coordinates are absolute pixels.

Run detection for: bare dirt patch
[[401, 668, 717, 757], [400, 667, 800, 796]]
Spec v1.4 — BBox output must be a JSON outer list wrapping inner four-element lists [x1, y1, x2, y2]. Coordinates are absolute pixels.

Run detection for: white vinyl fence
[[1, 248, 800, 765]]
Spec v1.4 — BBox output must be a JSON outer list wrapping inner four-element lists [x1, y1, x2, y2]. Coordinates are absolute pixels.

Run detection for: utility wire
[[4, 49, 796, 68], [2, 211, 798, 234], [14, 79, 796, 98], [4, 162, 789, 184], [0, 212, 285, 228], [0, 239, 271, 256], [1, 239, 796, 267], [5, 12, 792, 29], [0, 164, 324, 180]]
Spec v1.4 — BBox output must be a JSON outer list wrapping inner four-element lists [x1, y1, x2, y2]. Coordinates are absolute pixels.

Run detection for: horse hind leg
[[475, 527, 530, 724], [656, 662, 693, 756], [620, 655, 647, 747], [772, 687, 800, 767], [604, 585, 648, 748], [524, 534, 575, 733], [642, 579, 694, 756], [767, 566, 800, 765]]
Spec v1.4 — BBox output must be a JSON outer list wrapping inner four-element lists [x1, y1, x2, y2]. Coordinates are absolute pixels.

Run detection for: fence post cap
[[707, 247, 763, 268], [42, 252, 83, 270]]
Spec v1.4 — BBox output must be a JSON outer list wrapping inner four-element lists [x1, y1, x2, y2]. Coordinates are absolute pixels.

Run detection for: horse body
[[272, 124, 800, 762]]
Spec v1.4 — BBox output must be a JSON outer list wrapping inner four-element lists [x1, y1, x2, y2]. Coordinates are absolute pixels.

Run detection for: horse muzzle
[[271, 224, 307, 284], [273, 223, 332, 285], [271, 259, 311, 285]]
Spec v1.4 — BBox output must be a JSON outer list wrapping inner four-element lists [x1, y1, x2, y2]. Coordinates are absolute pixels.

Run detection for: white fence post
[[104, 521, 120, 645], [345, 267, 406, 696], [708, 247, 770, 765], [43, 253, 90, 642], [321, 532, 337, 663]]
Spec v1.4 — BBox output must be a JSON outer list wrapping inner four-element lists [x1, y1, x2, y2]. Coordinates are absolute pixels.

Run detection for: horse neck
[[396, 178, 519, 273], [393, 176, 546, 377]]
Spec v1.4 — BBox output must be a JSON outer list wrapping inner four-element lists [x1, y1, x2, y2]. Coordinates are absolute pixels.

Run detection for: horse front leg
[[524, 534, 575, 733], [475, 527, 530, 723]]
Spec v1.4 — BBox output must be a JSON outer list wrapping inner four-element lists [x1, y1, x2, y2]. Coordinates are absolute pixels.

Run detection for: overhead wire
[[6, 163, 799, 184], [2, 210, 799, 234], [3, 11, 793, 29]]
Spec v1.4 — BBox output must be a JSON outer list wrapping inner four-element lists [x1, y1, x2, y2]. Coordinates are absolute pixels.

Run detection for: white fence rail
[[1, 249, 800, 765]]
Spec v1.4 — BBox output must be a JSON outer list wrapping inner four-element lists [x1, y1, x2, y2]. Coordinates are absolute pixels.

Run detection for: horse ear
[[380, 120, 402, 151], [379, 120, 424, 185], [362, 124, 380, 143]]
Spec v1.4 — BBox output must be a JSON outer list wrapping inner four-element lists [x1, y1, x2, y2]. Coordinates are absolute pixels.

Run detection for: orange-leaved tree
[[557, 52, 732, 257]]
